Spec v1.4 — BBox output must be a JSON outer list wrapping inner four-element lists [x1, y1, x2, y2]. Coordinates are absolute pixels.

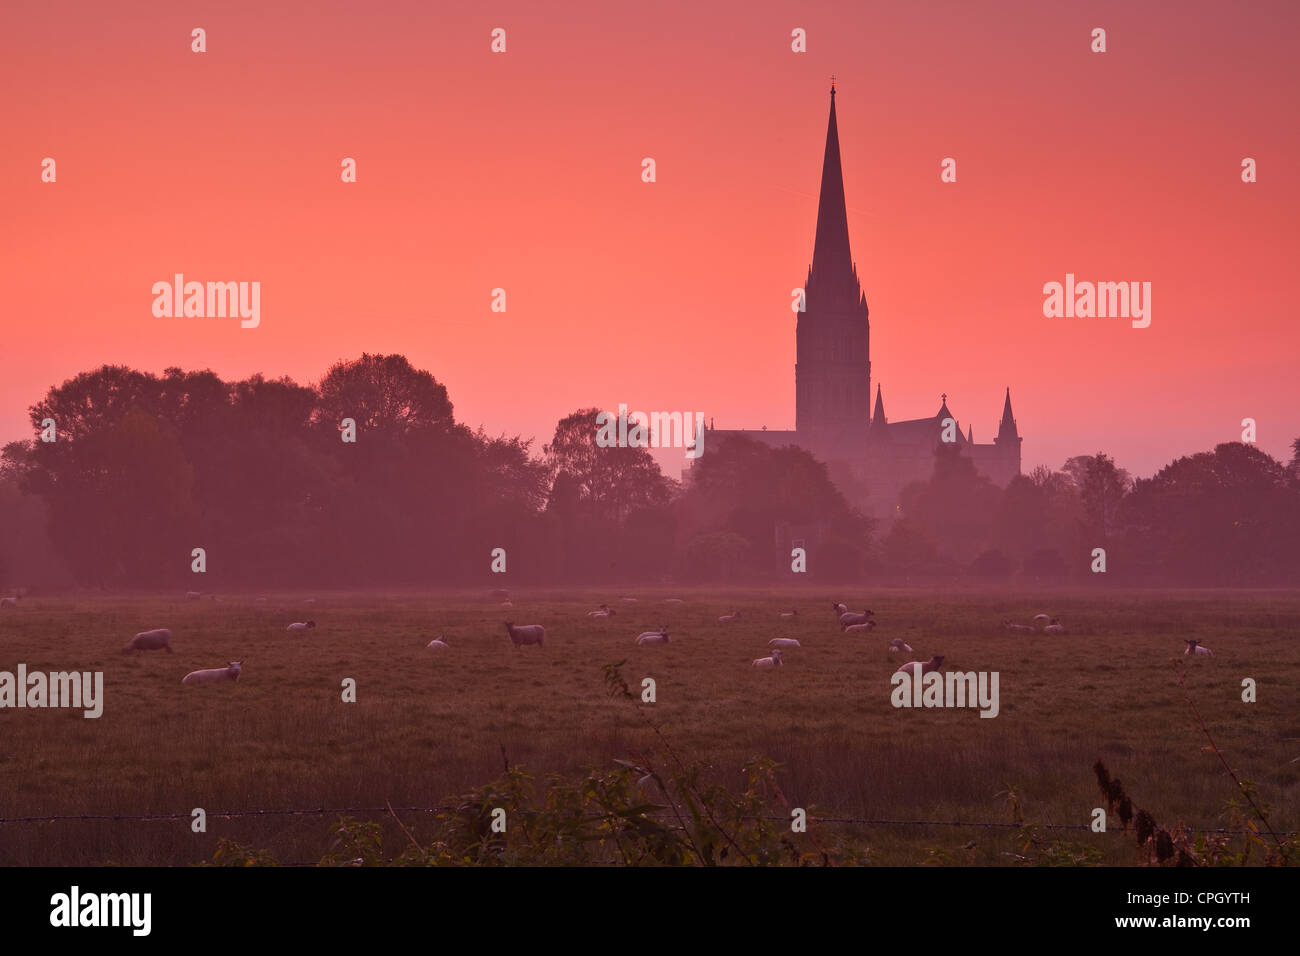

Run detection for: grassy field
[[0, 588, 1297, 866]]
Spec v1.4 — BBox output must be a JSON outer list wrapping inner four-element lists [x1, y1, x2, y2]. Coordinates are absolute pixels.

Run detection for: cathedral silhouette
[[705, 84, 1022, 519]]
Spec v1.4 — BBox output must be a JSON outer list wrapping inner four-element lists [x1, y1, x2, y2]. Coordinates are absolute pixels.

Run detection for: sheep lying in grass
[[1033, 613, 1051, 625], [1184, 639, 1213, 657], [663, 598, 684, 604], [895, 655, 944, 677], [779, 609, 798, 619], [718, 610, 740, 623], [426, 636, 450, 650], [838, 610, 873, 628], [887, 638, 912, 653], [182, 661, 242, 685], [1043, 619, 1065, 634], [768, 638, 801, 648], [635, 628, 669, 646], [842, 620, 876, 634], [184, 591, 201, 601], [286, 620, 316, 632], [505, 621, 545, 649], [751, 649, 784, 669], [123, 628, 173, 653], [1003, 620, 1035, 633], [588, 604, 615, 618]]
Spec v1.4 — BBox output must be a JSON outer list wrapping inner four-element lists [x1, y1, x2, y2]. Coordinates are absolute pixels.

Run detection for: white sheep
[[501, 600, 513, 607], [832, 602, 848, 616], [779, 609, 798, 619], [752, 648, 784, 668], [185, 591, 201, 601], [896, 655, 944, 677], [0, 597, 17, 609], [505, 621, 545, 649], [1184, 639, 1213, 657], [718, 610, 741, 623], [635, 628, 670, 645], [286, 620, 316, 632], [768, 638, 801, 648], [182, 661, 242, 685], [1033, 613, 1052, 625], [587, 604, 616, 618], [621, 597, 639, 603], [838, 610, 874, 628], [888, 638, 913, 653], [663, 598, 684, 603], [1003, 620, 1035, 633], [842, 620, 876, 634], [123, 628, 173, 653], [426, 636, 450, 650], [1043, 619, 1065, 634]]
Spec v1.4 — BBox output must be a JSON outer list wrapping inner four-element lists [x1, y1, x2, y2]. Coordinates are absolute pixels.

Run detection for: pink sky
[[3, 0, 1298, 479]]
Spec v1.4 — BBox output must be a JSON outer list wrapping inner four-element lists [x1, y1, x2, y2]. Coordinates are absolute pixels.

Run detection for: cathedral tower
[[795, 84, 872, 448]]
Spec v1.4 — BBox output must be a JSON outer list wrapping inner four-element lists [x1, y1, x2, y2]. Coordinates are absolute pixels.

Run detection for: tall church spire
[[997, 387, 1019, 441], [811, 83, 854, 287], [795, 83, 871, 441]]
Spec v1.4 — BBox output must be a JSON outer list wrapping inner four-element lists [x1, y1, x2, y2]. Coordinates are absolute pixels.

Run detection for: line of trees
[[2, 354, 1297, 588]]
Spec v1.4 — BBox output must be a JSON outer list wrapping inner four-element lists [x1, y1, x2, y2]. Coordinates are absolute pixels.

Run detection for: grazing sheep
[[1185, 639, 1213, 657], [751, 648, 784, 669], [896, 655, 944, 677], [838, 610, 873, 627], [426, 636, 450, 650], [887, 638, 913, 653], [1003, 620, 1035, 633], [182, 661, 242, 685], [832, 602, 848, 615], [842, 621, 876, 634], [505, 621, 545, 649], [1043, 619, 1065, 634], [123, 628, 173, 653], [185, 591, 201, 601], [0, 597, 17, 609], [635, 628, 670, 646], [1033, 613, 1051, 625], [768, 638, 801, 648], [718, 610, 741, 623], [779, 609, 798, 619], [587, 604, 616, 618], [286, 620, 316, 632]]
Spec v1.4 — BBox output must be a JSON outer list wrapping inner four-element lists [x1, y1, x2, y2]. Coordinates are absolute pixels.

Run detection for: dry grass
[[0, 588, 1296, 865]]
